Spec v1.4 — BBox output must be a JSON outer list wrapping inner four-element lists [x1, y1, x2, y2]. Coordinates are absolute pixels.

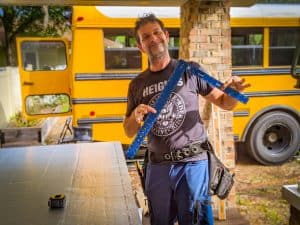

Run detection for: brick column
[[180, 0, 235, 214]]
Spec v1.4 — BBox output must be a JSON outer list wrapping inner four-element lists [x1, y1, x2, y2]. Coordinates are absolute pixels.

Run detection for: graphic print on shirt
[[142, 78, 183, 97], [148, 92, 186, 136]]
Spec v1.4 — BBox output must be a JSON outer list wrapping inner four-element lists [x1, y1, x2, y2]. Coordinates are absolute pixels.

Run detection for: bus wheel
[[246, 111, 300, 165]]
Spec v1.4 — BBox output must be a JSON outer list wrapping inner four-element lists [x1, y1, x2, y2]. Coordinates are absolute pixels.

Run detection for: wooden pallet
[[0, 127, 42, 148]]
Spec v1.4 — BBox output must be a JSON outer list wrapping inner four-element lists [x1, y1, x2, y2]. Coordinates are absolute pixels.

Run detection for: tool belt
[[147, 140, 235, 199], [149, 141, 209, 163], [207, 150, 235, 200]]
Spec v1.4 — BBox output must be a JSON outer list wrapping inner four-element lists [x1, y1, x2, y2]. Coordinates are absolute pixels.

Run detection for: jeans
[[145, 159, 214, 225]]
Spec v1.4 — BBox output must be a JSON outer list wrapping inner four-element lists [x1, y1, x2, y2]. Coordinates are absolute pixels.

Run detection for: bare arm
[[123, 104, 157, 138], [204, 76, 251, 110]]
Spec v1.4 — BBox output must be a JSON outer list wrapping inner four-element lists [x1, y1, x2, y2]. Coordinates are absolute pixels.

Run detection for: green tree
[[0, 6, 71, 66]]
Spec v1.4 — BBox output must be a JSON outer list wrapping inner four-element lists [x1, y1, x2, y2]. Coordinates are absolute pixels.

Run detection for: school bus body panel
[[241, 74, 298, 91], [72, 104, 127, 117], [92, 123, 133, 143], [233, 74, 300, 138], [72, 80, 131, 97], [72, 28, 105, 72]]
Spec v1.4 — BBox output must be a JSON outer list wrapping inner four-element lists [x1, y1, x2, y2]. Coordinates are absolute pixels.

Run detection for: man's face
[[137, 22, 169, 59]]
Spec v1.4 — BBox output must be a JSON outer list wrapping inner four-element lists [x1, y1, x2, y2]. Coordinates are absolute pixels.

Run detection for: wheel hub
[[266, 132, 278, 143], [263, 124, 291, 153]]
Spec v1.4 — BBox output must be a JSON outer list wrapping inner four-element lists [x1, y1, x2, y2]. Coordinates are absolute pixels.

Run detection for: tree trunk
[[3, 35, 9, 66], [7, 40, 17, 66], [42, 5, 49, 28]]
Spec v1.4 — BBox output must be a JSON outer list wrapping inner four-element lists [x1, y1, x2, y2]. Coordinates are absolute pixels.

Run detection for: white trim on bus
[[230, 4, 300, 18], [96, 6, 180, 18], [96, 4, 300, 19]]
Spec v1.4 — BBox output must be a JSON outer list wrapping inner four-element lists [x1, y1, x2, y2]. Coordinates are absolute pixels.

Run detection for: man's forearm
[[205, 89, 238, 111], [220, 93, 238, 110], [123, 112, 141, 138]]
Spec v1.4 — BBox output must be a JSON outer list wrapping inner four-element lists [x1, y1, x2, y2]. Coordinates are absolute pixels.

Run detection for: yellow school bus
[[16, 4, 300, 165]]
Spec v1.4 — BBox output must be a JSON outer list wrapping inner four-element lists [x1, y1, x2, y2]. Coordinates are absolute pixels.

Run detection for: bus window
[[232, 28, 263, 67], [21, 41, 67, 71], [269, 27, 300, 66], [104, 28, 141, 70], [168, 29, 180, 59], [26, 94, 70, 115], [169, 36, 179, 59]]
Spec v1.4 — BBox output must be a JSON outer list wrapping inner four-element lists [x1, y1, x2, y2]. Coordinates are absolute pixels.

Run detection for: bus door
[[16, 38, 71, 119]]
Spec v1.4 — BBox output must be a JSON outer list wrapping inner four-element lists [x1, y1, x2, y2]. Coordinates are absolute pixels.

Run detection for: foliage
[[9, 111, 41, 127], [0, 6, 71, 66], [26, 94, 70, 115]]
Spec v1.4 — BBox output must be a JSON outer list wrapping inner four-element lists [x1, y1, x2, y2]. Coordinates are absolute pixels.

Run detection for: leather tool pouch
[[207, 149, 235, 200]]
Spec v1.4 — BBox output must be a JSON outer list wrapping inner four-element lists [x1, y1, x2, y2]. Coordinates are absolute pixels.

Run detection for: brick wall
[[180, 0, 234, 167], [180, 0, 235, 211]]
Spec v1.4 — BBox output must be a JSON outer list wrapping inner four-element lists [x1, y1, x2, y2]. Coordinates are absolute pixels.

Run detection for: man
[[123, 14, 250, 225]]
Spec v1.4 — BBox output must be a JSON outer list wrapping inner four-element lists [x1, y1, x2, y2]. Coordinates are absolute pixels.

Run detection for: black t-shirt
[[126, 59, 213, 156]]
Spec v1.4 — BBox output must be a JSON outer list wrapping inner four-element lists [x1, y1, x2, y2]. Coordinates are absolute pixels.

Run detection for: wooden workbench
[[0, 142, 141, 225]]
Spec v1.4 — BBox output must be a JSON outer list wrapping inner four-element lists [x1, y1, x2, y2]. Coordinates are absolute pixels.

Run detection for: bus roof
[[96, 4, 300, 18], [231, 4, 300, 18], [96, 6, 180, 18]]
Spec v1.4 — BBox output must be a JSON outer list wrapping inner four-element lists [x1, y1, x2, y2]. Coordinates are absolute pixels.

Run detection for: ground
[[234, 149, 300, 225], [46, 117, 300, 225]]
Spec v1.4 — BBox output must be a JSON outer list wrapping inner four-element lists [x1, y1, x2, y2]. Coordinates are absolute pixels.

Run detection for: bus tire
[[246, 111, 300, 165]]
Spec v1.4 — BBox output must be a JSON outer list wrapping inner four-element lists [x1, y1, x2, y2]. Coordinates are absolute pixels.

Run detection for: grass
[[235, 158, 300, 225], [9, 111, 42, 127], [237, 191, 289, 225]]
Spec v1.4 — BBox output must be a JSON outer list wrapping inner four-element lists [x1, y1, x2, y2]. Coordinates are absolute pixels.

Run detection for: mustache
[[149, 41, 164, 47]]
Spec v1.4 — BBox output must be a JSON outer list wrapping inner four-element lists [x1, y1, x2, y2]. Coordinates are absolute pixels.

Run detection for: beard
[[148, 42, 168, 60]]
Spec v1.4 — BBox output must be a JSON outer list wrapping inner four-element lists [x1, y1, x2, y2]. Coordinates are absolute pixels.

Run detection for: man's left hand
[[222, 76, 251, 92]]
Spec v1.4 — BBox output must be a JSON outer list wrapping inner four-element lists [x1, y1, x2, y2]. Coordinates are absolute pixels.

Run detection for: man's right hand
[[133, 104, 157, 124], [123, 104, 157, 138]]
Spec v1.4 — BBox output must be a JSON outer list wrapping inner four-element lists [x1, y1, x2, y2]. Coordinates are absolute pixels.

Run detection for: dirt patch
[[235, 149, 300, 225]]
